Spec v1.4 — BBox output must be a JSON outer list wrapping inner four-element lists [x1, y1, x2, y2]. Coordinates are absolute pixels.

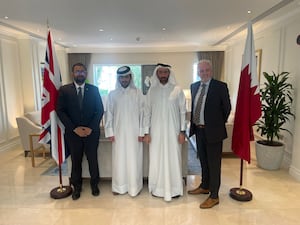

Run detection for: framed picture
[[255, 49, 262, 81]]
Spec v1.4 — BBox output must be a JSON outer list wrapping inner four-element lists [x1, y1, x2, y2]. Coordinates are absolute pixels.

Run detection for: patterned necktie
[[193, 83, 206, 125], [78, 87, 83, 109]]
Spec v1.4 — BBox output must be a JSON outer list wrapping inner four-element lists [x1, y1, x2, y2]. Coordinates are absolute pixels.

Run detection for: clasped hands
[[74, 126, 92, 137]]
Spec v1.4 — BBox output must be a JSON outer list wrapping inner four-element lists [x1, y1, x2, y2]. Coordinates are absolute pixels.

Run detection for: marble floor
[[0, 144, 300, 225]]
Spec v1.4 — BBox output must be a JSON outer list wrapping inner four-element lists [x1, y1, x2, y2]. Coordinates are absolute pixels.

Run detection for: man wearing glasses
[[56, 63, 104, 200]]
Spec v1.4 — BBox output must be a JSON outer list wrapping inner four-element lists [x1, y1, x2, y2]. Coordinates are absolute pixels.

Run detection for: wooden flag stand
[[50, 164, 72, 199], [229, 159, 252, 201]]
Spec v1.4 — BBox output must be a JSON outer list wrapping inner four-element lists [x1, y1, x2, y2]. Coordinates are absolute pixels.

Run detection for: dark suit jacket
[[56, 83, 104, 135], [189, 79, 231, 143]]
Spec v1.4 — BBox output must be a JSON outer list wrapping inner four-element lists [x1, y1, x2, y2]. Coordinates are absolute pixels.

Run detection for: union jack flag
[[39, 30, 67, 165]]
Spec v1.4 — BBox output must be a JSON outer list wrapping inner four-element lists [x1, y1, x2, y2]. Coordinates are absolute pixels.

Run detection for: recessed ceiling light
[[99, 29, 104, 32], [4, 16, 8, 19], [247, 10, 252, 14], [162, 27, 166, 31]]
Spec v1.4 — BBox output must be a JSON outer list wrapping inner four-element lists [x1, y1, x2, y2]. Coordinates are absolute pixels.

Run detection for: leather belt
[[196, 124, 205, 128]]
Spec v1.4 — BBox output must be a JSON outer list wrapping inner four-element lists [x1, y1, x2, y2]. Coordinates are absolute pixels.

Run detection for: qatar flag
[[232, 22, 262, 163]]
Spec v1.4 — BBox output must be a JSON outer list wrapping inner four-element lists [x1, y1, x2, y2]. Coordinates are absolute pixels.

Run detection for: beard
[[74, 76, 86, 85], [158, 77, 169, 84], [121, 81, 130, 88]]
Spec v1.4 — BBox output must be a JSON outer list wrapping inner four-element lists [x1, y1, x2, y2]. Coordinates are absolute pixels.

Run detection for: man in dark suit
[[188, 59, 231, 209], [56, 63, 104, 200]]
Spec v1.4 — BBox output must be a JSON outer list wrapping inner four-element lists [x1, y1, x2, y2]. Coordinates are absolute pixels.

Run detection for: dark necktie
[[78, 87, 83, 109], [193, 83, 206, 125]]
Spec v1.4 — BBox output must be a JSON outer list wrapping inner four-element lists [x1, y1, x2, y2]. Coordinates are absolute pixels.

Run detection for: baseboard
[[0, 138, 20, 152], [289, 165, 300, 181]]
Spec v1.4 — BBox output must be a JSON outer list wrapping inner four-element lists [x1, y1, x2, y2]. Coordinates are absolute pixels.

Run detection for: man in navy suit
[[56, 63, 104, 200], [188, 59, 231, 209]]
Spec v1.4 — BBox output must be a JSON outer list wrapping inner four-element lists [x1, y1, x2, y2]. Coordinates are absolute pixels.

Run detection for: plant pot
[[255, 141, 284, 170]]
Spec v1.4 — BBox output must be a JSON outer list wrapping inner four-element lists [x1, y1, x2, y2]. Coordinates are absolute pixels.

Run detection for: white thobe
[[105, 87, 145, 196], [145, 82, 186, 201]]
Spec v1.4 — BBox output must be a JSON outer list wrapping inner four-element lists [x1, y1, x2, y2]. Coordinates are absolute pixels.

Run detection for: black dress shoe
[[72, 189, 81, 200], [172, 195, 181, 199], [91, 185, 100, 196]]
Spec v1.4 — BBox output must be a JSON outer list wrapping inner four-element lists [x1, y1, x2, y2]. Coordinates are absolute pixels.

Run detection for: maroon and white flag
[[39, 30, 67, 165], [232, 22, 262, 163]]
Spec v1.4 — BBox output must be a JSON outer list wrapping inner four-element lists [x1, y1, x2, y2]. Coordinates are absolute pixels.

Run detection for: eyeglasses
[[73, 70, 87, 75]]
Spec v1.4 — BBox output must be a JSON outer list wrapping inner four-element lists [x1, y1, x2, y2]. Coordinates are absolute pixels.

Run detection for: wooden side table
[[29, 134, 50, 167]]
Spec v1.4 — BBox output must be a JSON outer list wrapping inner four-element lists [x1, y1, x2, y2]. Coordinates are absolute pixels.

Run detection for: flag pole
[[39, 22, 72, 199], [229, 159, 252, 201], [50, 163, 72, 199], [230, 21, 261, 202], [49, 116, 72, 199]]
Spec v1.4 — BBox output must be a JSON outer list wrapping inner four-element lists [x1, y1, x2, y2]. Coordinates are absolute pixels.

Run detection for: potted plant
[[255, 71, 295, 170]]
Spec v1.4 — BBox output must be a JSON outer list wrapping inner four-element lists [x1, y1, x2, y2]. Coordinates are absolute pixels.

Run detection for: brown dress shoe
[[200, 197, 219, 209], [188, 187, 210, 195]]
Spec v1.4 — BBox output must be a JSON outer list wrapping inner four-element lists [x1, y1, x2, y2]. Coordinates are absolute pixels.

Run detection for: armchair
[[16, 112, 50, 166]]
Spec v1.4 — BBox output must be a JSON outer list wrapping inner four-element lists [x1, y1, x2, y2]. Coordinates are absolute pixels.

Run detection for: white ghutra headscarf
[[149, 63, 177, 88], [115, 66, 137, 89]]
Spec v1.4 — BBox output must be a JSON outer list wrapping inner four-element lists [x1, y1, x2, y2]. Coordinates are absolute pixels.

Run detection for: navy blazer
[[189, 79, 231, 143], [56, 83, 104, 134]]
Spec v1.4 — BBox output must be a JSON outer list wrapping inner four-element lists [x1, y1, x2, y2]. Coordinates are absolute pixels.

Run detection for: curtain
[[197, 51, 224, 81], [68, 53, 91, 73], [141, 64, 157, 94]]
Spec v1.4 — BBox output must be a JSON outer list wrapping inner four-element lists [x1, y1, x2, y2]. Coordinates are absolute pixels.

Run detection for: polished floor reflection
[[0, 144, 300, 225]]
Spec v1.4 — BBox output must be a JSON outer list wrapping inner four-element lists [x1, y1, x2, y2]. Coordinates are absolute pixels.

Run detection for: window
[[93, 64, 142, 96], [193, 62, 200, 82]]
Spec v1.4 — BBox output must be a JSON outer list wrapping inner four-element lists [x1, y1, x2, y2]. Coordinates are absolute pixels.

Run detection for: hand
[[144, 134, 151, 144], [138, 136, 144, 142], [73, 126, 92, 137], [82, 127, 92, 136], [178, 133, 185, 144], [109, 136, 115, 142], [73, 126, 87, 137]]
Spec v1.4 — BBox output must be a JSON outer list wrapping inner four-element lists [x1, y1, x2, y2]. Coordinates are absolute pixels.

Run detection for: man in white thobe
[[105, 66, 145, 197], [144, 63, 186, 202]]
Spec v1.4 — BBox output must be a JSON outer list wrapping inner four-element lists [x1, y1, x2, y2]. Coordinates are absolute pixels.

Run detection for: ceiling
[[0, 0, 299, 52]]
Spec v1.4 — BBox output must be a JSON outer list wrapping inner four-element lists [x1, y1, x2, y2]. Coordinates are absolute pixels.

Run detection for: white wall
[[284, 14, 300, 181], [0, 34, 23, 150], [18, 38, 37, 112]]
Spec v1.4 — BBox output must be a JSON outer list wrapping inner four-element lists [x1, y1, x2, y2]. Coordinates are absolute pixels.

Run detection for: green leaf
[[257, 71, 295, 144]]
